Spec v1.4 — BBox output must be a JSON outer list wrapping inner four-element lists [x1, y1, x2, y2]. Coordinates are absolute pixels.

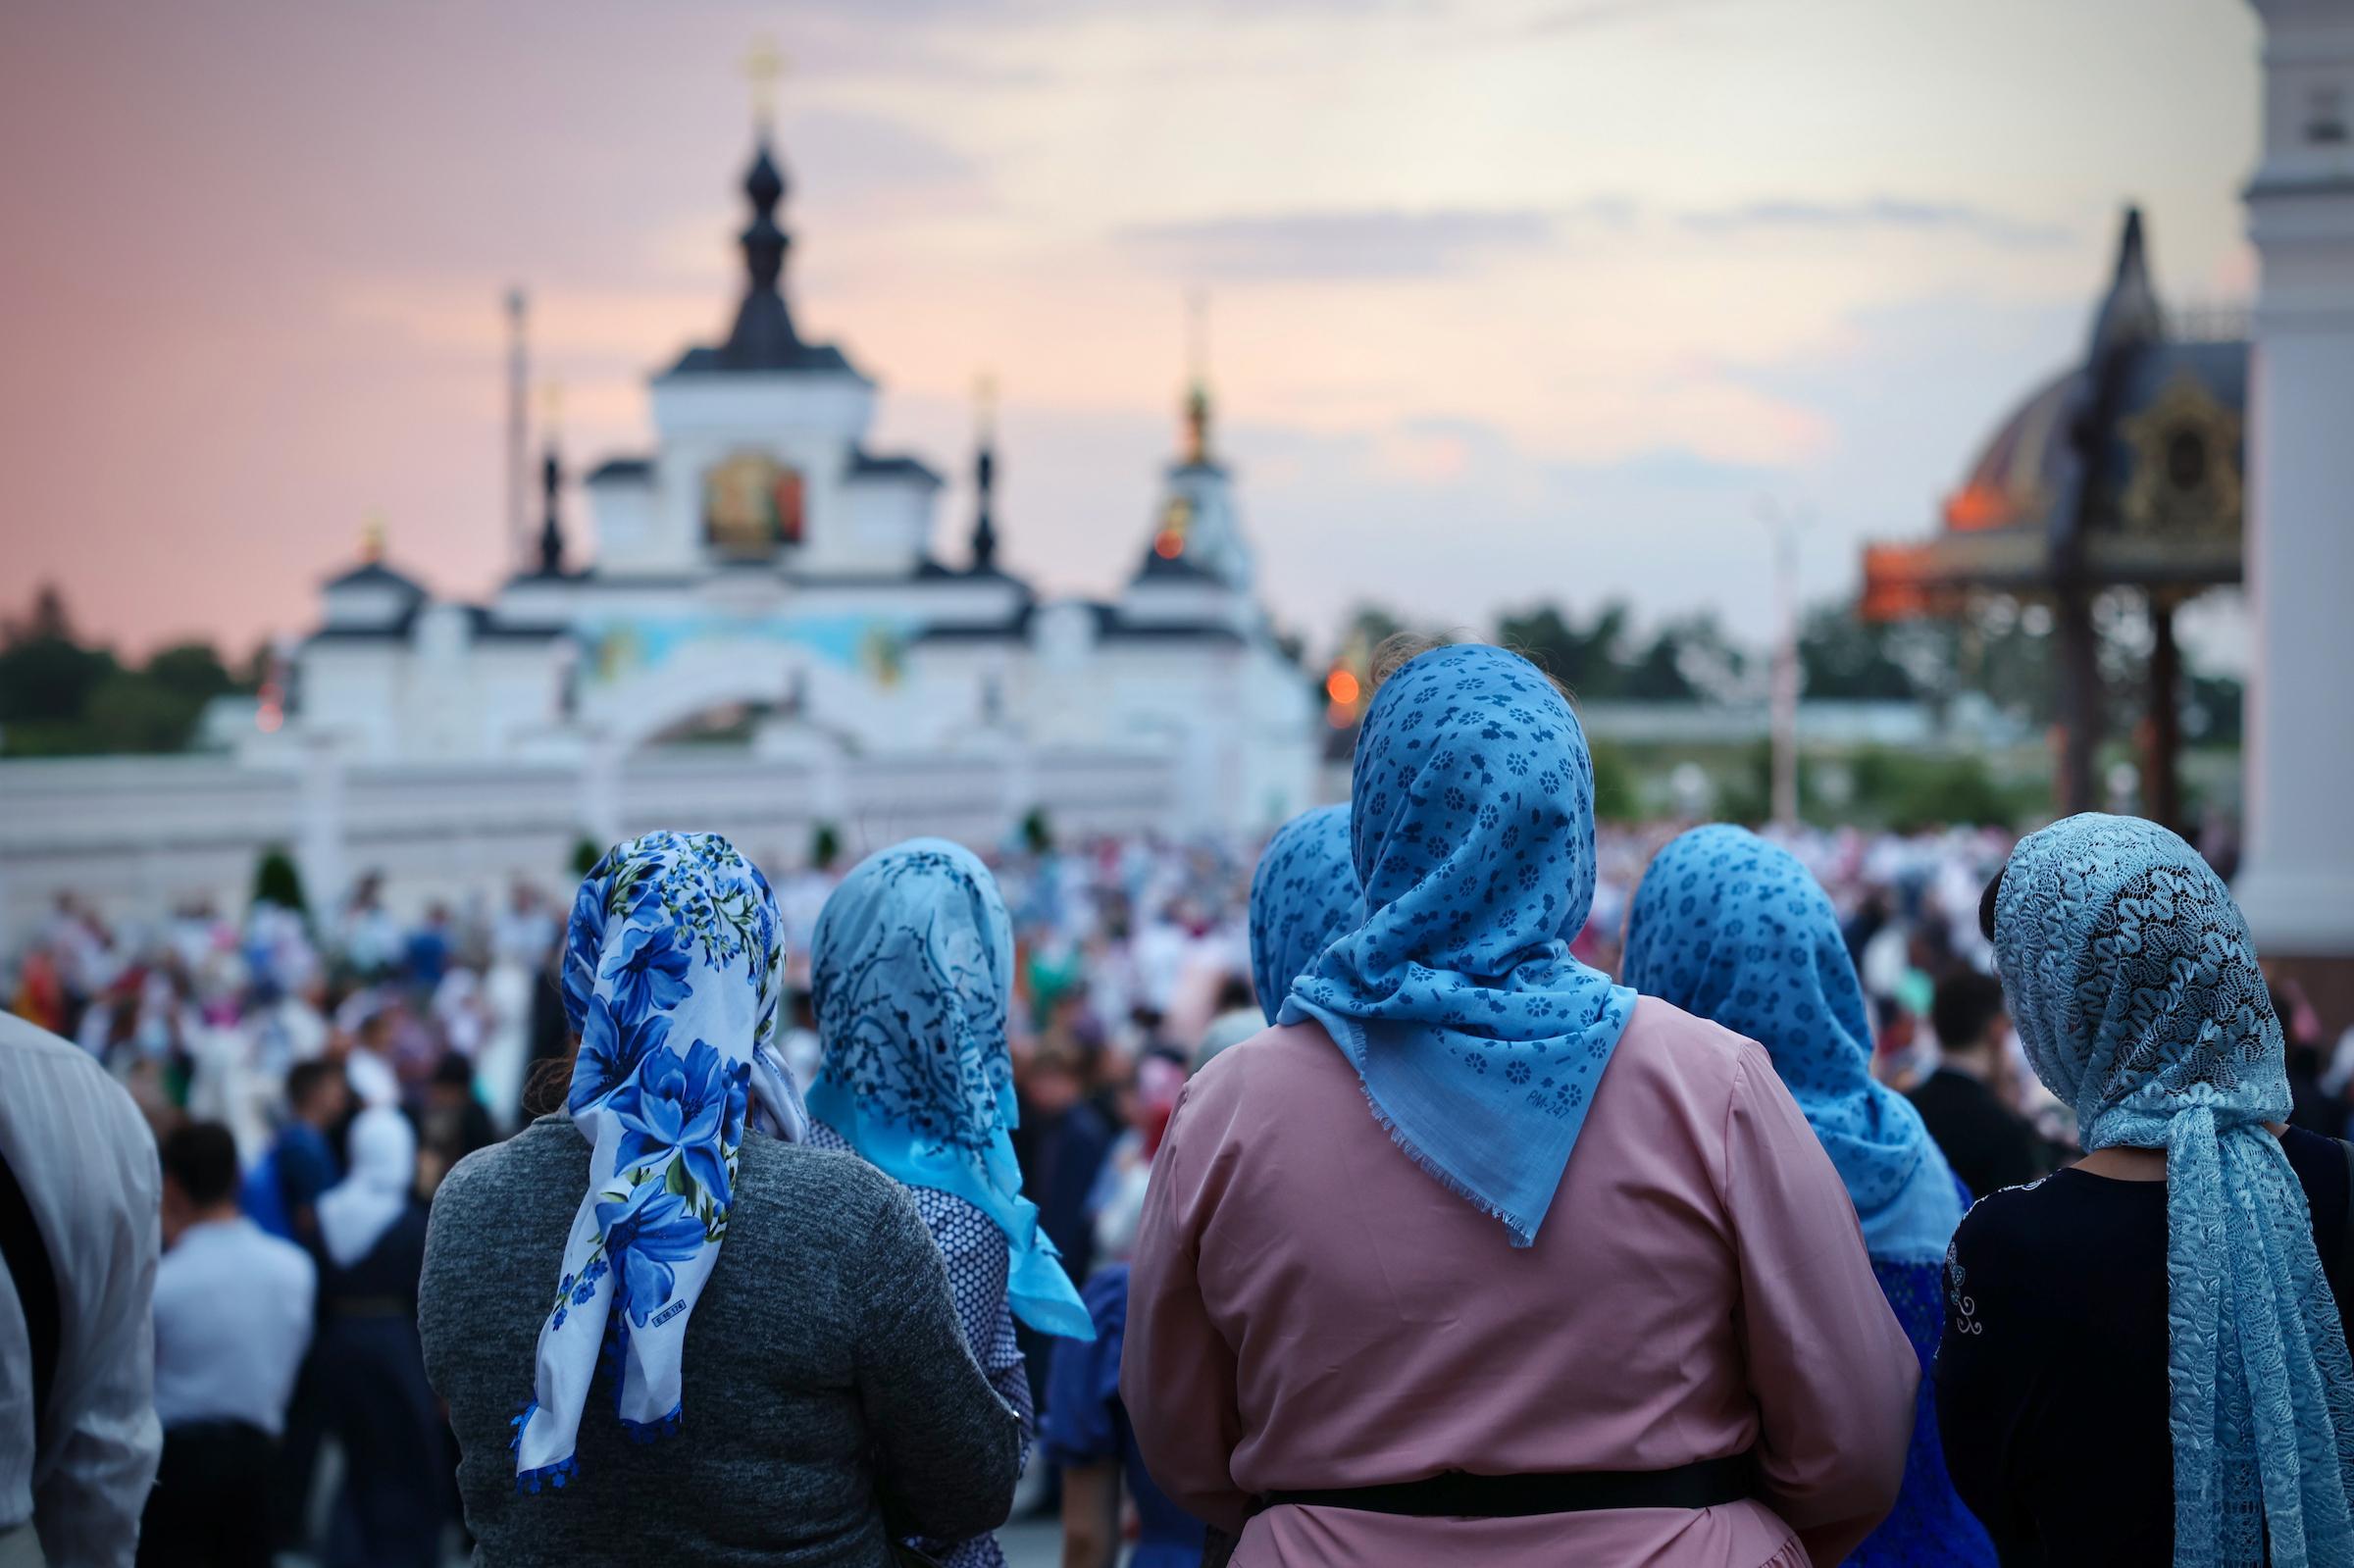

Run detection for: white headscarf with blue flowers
[[806, 838, 1093, 1340], [513, 831, 808, 1492], [1279, 643, 1638, 1248]]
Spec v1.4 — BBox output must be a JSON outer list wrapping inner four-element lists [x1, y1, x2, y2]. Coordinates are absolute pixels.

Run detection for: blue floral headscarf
[[1995, 813, 2354, 1566], [807, 839, 1093, 1340], [1279, 643, 1638, 1247], [514, 831, 808, 1492], [1249, 804, 1361, 1027], [1621, 825, 1961, 1263]]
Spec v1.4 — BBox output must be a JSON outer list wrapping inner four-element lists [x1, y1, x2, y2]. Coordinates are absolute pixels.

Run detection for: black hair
[[1977, 866, 2005, 944], [1931, 971, 2009, 1054], [286, 1058, 340, 1111], [160, 1121, 241, 1209]]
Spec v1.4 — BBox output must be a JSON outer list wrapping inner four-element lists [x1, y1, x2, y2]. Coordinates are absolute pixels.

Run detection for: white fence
[[0, 743, 1178, 949]]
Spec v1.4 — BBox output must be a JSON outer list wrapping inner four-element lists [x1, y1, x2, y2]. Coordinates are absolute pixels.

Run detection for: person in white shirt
[[139, 1122, 316, 1568], [0, 1010, 161, 1568]]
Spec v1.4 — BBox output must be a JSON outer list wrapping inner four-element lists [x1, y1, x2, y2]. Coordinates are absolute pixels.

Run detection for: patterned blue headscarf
[[807, 838, 1093, 1340], [1249, 804, 1361, 1027], [1279, 643, 1638, 1247], [1621, 825, 1961, 1263], [516, 831, 809, 1492], [1995, 813, 2354, 1566]]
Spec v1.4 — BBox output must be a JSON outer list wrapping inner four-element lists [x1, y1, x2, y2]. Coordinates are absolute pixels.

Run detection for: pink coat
[[1121, 999, 1919, 1567]]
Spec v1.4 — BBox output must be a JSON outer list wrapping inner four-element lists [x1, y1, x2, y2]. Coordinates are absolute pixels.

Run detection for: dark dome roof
[[1944, 369, 2078, 531]]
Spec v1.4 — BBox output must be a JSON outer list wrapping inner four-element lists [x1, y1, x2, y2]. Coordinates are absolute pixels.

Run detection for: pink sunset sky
[[0, 0, 2262, 663]]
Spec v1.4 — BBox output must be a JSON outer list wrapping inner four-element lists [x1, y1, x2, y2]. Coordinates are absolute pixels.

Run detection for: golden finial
[[743, 35, 786, 131], [361, 511, 387, 564]]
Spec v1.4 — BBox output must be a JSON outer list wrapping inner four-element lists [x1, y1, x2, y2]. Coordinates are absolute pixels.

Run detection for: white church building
[[289, 129, 1314, 834]]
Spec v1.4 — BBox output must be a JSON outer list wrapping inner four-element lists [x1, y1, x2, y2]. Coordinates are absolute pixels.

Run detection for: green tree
[[0, 585, 117, 726], [145, 641, 235, 705], [252, 846, 309, 916]]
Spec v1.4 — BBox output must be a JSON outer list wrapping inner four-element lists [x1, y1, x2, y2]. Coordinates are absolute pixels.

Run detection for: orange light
[[1941, 482, 2009, 531], [1325, 668, 1360, 707], [1153, 530, 1184, 559]]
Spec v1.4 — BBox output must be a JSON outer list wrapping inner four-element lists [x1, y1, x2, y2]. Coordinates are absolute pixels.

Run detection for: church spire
[[536, 383, 566, 577], [1181, 289, 1213, 466], [720, 39, 804, 369], [970, 375, 1000, 573]]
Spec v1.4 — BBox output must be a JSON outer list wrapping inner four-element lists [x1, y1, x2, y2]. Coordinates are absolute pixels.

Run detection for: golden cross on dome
[[975, 373, 998, 441], [743, 35, 786, 130]]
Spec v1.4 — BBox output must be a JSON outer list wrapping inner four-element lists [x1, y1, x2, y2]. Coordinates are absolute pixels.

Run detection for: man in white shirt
[[0, 1010, 162, 1568], [139, 1122, 315, 1568]]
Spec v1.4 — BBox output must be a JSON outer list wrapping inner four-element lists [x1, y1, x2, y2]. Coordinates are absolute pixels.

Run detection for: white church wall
[[584, 473, 659, 571], [838, 478, 937, 567]]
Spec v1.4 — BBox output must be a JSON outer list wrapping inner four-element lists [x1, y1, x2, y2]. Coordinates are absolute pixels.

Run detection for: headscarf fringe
[[1353, 1071, 1538, 1248]]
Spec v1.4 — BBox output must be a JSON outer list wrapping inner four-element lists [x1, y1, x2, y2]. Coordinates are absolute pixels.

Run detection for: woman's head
[[345, 1103, 418, 1194], [1345, 640, 1600, 971], [1990, 812, 2285, 1146], [1622, 825, 1871, 1086], [809, 837, 1016, 1153], [560, 830, 801, 1140], [1247, 803, 1359, 1025]]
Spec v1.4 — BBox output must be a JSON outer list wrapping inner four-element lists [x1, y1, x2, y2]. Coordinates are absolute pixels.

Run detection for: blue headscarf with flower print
[[1995, 814, 2354, 1566], [1620, 825, 1961, 1263], [807, 838, 1093, 1340], [1279, 643, 1638, 1247], [513, 831, 809, 1492], [1250, 804, 1361, 1027]]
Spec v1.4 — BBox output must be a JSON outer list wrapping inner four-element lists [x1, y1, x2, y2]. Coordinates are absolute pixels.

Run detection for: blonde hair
[[1368, 632, 1576, 707]]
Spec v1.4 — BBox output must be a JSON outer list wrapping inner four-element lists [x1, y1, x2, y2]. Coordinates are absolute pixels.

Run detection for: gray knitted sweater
[[420, 1115, 1024, 1567]]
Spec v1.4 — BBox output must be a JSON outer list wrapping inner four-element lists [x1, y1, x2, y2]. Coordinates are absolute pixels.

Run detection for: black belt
[[1263, 1452, 1754, 1518]]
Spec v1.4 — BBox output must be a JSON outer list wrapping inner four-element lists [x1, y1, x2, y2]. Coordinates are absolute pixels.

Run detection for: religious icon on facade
[[704, 451, 806, 557]]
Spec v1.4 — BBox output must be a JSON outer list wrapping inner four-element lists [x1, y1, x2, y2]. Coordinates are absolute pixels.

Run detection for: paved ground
[[999, 1516, 1063, 1566]]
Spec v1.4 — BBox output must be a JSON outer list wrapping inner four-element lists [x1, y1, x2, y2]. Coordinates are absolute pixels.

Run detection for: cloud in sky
[[1117, 207, 1563, 279], [1680, 197, 2073, 250], [1116, 193, 2064, 284]]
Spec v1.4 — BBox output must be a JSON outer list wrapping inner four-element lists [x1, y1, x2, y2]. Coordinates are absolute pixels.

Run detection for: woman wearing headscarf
[[1246, 802, 1360, 1028], [1622, 826, 1994, 1567], [1124, 642, 1919, 1568], [311, 1105, 442, 1567], [805, 838, 1093, 1568], [421, 832, 1023, 1566], [1936, 814, 2354, 1566]]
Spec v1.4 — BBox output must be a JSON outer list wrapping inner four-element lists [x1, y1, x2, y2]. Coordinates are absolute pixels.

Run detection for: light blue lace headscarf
[[807, 838, 1093, 1340], [516, 831, 809, 1492], [1621, 825, 1961, 1263], [1249, 804, 1361, 1027], [1995, 813, 2354, 1566], [1280, 643, 1638, 1247]]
